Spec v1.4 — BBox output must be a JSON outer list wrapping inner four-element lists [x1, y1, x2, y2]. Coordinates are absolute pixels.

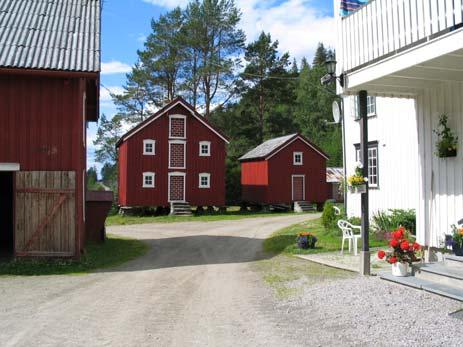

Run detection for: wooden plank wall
[[15, 171, 76, 257]]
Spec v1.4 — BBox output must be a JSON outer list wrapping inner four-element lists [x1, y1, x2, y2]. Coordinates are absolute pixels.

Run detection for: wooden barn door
[[292, 175, 305, 202], [15, 172, 76, 257]]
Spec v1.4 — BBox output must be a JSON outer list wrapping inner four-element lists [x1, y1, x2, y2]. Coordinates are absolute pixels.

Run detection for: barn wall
[[267, 139, 328, 204], [118, 142, 128, 206], [241, 161, 268, 203], [0, 74, 87, 256], [120, 104, 226, 207]]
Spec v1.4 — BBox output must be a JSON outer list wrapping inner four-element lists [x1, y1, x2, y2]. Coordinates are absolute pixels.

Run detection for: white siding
[[344, 96, 419, 219], [416, 81, 463, 247]]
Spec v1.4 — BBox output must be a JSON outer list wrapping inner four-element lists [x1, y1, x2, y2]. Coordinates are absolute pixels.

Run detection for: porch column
[[359, 90, 370, 276]]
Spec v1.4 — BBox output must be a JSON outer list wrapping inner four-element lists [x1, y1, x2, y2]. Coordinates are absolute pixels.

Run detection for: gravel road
[[0, 214, 314, 347]]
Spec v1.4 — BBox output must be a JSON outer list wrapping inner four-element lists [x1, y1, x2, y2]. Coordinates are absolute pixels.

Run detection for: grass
[[106, 208, 311, 226], [0, 234, 149, 276], [263, 218, 388, 256]]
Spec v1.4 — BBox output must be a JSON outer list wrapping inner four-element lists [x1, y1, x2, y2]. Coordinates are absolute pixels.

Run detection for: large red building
[[117, 97, 229, 212], [240, 134, 329, 206], [0, 0, 101, 257]]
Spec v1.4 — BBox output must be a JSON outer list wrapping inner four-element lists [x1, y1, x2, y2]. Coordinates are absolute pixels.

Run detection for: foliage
[[93, 114, 125, 164], [371, 209, 416, 235], [434, 114, 458, 157], [348, 163, 367, 187], [0, 235, 148, 276], [321, 201, 344, 230], [447, 225, 463, 249], [377, 227, 421, 265], [87, 167, 106, 191]]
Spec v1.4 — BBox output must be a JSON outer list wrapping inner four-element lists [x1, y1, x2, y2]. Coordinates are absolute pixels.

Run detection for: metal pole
[[359, 90, 370, 276], [341, 99, 347, 208]]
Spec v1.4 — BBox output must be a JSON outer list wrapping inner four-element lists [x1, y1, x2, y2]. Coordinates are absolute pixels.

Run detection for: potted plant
[[347, 162, 368, 194], [377, 227, 421, 277], [296, 232, 318, 249], [434, 114, 458, 158], [446, 225, 463, 256]]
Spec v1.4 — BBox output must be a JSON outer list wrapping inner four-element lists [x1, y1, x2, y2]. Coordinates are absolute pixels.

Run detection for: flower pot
[[438, 148, 457, 158], [453, 244, 463, 256], [348, 184, 366, 194], [391, 262, 409, 277]]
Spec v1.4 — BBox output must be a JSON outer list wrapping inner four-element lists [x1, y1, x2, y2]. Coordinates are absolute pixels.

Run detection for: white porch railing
[[340, 0, 463, 72]]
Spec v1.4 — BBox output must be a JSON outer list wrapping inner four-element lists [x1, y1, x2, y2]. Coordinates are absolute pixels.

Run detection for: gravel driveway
[[1, 213, 462, 347]]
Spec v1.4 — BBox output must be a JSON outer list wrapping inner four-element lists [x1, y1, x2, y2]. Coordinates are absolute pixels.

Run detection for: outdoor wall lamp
[[321, 56, 345, 88]]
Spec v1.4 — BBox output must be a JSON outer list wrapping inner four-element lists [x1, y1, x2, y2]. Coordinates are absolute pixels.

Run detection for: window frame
[[142, 172, 155, 188], [293, 152, 303, 166], [354, 141, 379, 188], [169, 114, 187, 139], [143, 139, 156, 155], [352, 95, 377, 120], [199, 141, 211, 157], [198, 173, 211, 189]]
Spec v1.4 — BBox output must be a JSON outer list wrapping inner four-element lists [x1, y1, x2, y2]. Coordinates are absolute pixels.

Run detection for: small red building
[[117, 97, 229, 212], [240, 134, 329, 206], [0, 0, 101, 257]]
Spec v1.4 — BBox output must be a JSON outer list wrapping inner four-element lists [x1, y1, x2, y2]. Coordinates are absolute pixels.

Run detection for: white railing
[[340, 0, 463, 72]]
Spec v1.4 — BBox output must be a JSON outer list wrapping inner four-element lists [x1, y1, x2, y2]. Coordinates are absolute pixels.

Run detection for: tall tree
[[312, 42, 328, 66], [93, 114, 125, 164]]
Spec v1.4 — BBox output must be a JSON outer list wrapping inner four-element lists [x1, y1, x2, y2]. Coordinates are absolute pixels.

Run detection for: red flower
[[400, 241, 410, 251], [390, 239, 399, 248], [393, 227, 405, 240], [388, 257, 398, 264], [413, 242, 421, 251], [378, 250, 386, 259]]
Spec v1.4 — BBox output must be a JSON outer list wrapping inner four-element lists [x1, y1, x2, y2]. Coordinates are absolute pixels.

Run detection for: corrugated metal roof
[[239, 134, 297, 161], [0, 0, 100, 72], [327, 167, 344, 183]]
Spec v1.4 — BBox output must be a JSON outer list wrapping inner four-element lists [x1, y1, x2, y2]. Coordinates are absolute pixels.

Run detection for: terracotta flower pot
[[391, 262, 409, 277]]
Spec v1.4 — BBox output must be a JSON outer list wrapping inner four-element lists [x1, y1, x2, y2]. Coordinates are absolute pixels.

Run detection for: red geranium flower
[[388, 257, 398, 264], [400, 241, 410, 250], [393, 227, 405, 240], [413, 242, 421, 251], [390, 239, 399, 248], [378, 250, 386, 259]]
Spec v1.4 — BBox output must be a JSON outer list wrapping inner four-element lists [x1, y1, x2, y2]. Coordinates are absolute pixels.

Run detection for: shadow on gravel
[[100, 235, 276, 273]]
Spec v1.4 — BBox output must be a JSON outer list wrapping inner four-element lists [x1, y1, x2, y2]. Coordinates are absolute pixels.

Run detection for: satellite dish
[[332, 101, 342, 124]]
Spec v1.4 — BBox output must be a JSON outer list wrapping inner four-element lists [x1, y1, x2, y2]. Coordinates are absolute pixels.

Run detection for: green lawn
[[106, 209, 313, 226], [264, 218, 387, 256], [0, 235, 149, 276]]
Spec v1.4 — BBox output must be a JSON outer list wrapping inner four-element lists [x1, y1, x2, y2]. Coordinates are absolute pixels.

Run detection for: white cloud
[[101, 60, 132, 75], [100, 86, 125, 102], [141, 0, 335, 61]]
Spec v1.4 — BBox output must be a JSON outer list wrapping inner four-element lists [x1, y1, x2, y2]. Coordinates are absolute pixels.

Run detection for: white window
[[143, 140, 156, 155], [199, 173, 211, 188], [199, 141, 211, 156], [352, 95, 377, 119], [293, 152, 303, 165], [355, 142, 379, 188], [143, 172, 155, 188]]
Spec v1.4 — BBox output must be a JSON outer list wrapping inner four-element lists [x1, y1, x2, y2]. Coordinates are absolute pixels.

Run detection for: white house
[[344, 95, 419, 218], [335, 0, 463, 249]]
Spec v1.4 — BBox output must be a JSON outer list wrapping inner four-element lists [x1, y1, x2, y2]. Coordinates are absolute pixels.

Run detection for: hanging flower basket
[[434, 114, 458, 158], [348, 184, 366, 194], [347, 162, 368, 194]]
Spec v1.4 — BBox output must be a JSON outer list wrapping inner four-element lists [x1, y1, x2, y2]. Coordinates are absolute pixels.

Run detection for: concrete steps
[[294, 201, 317, 213], [170, 202, 193, 216], [380, 255, 463, 301]]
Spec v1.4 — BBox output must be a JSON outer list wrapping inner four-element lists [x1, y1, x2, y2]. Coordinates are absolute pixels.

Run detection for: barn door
[[292, 175, 305, 202], [15, 172, 76, 257]]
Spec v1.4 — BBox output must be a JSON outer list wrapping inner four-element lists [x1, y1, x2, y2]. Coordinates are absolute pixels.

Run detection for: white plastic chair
[[333, 206, 341, 216], [338, 220, 362, 256]]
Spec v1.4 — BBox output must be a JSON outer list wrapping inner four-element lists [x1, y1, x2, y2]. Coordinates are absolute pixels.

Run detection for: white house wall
[[416, 81, 463, 247], [344, 96, 419, 219]]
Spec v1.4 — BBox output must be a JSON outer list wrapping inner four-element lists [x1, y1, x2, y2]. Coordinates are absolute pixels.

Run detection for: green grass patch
[[0, 234, 149, 276], [107, 209, 312, 226], [264, 218, 387, 256]]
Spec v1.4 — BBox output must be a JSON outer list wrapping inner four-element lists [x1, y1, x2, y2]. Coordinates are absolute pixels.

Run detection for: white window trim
[[352, 95, 377, 119], [293, 152, 303, 165], [291, 175, 306, 201], [199, 141, 211, 157], [169, 114, 187, 139], [168, 172, 186, 202], [143, 139, 156, 155], [355, 142, 379, 188], [143, 172, 155, 188], [168, 140, 187, 169], [199, 173, 211, 189]]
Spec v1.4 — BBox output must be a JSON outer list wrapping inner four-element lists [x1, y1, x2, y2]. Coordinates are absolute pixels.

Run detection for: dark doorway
[[0, 172, 14, 256]]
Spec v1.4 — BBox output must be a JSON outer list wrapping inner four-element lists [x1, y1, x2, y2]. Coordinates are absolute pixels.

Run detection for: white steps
[[170, 202, 193, 216], [294, 201, 317, 213]]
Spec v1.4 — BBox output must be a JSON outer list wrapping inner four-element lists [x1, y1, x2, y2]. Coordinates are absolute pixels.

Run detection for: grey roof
[[0, 0, 101, 72], [239, 134, 297, 161], [327, 167, 344, 183]]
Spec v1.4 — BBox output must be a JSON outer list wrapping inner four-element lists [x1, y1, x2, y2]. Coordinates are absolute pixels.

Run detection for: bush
[[322, 201, 345, 230], [372, 209, 416, 235]]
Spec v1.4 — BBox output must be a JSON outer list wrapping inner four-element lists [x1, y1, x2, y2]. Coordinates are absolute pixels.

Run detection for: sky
[[89, 0, 336, 172]]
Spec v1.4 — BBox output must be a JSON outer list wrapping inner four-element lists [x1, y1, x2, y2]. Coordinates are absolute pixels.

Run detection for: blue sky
[[89, 0, 335, 171]]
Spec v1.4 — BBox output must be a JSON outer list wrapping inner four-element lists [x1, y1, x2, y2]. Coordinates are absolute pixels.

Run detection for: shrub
[[348, 216, 361, 226], [322, 201, 345, 230], [372, 209, 416, 235]]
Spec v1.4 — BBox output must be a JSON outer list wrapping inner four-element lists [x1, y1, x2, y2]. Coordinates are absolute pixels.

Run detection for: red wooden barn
[[239, 134, 329, 207], [0, 0, 101, 257], [117, 97, 229, 214]]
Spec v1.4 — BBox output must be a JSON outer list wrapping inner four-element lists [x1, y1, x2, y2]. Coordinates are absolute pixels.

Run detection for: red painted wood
[[241, 138, 328, 205], [118, 103, 227, 207]]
